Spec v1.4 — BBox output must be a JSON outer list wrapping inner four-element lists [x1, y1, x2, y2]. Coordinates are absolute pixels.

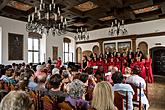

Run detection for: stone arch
[[138, 41, 148, 58], [82, 50, 92, 59], [92, 45, 99, 56]]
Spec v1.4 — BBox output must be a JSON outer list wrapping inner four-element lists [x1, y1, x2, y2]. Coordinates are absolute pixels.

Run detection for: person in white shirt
[[126, 65, 149, 110], [112, 71, 134, 110]]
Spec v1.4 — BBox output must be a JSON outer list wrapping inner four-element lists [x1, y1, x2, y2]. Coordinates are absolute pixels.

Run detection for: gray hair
[[0, 90, 34, 110], [66, 79, 86, 99]]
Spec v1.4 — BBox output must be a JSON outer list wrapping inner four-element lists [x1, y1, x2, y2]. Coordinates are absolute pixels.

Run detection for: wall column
[[131, 37, 136, 52], [98, 40, 103, 53]]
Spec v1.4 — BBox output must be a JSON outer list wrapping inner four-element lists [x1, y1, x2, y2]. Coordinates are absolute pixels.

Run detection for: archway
[[150, 46, 165, 76], [82, 50, 92, 59], [76, 47, 82, 63], [138, 41, 148, 58], [92, 45, 99, 56]]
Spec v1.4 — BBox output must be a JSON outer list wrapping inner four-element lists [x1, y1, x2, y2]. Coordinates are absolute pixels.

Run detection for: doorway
[[150, 47, 165, 76]]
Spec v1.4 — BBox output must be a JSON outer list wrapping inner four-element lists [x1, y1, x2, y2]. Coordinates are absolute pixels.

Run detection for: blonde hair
[[92, 81, 115, 110], [0, 90, 34, 110]]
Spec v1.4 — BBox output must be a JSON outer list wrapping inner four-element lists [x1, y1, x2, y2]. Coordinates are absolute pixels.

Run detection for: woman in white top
[[126, 65, 149, 110]]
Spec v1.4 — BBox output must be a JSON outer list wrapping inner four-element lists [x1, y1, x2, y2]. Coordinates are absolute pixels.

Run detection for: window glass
[[28, 52, 33, 63], [28, 38, 32, 50], [33, 39, 39, 50]]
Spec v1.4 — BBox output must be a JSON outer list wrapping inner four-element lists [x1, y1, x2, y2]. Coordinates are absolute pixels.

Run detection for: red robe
[[140, 61, 146, 80], [87, 60, 93, 67], [145, 58, 154, 83], [56, 59, 62, 69]]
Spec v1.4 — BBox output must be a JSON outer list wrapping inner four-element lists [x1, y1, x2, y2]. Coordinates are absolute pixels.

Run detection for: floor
[[148, 75, 165, 110]]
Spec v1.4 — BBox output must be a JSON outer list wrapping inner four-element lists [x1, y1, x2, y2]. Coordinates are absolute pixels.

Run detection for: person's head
[[0, 91, 34, 110], [79, 73, 89, 83], [5, 68, 14, 77], [137, 48, 140, 52], [92, 81, 115, 110], [37, 74, 47, 83], [111, 66, 118, 74], [52, 67, 59, 75], [99, 53, 103, 58], [110, 53, 114, 57], [82, 55, 88, 61], [49, 74, 62, 89], [125, 67, 131, 75], [132, 65, 141, 75], [36, 65, 43, 72], [66, 79, 85, 99], [86, 67, 93, 75], [112, 71, 124, 84]]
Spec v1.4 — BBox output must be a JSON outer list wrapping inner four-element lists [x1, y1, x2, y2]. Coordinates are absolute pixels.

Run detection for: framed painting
[[118, 41, 131, 53], [8, 33, 24, 60], [52, 46, 58, 61], [104, 43, 116, 53]]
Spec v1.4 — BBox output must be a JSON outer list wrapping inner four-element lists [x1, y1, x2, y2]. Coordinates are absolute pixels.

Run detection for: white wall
[[0, 16, 28, 64], [45, 32, 76, 63], [76, 18, 165, 52], [76, 42, 99, 52], [78, 18, 165, 41], [136, 36, 165, 49], [0, 16, 76, 64]]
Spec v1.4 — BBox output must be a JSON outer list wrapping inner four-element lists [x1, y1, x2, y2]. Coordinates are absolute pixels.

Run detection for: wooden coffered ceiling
[[0, 0, 165, 32]]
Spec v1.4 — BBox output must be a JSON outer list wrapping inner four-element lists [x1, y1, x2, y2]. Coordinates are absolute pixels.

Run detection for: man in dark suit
[[135, 48, 143, 57]]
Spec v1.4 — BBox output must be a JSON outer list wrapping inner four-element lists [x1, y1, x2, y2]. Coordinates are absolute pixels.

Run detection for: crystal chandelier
[[108, 19, 128, 36], [26, 0, 67, 36], [75, 27, 89, 41]]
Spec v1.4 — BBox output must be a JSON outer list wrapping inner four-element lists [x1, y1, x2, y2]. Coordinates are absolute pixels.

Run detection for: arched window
[[63, 37, 73, 63], [28, 32, 42, 63]]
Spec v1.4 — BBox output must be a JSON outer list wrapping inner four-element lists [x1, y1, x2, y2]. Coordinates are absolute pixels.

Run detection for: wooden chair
[[58, 101, 74, 110], [27, 90, 38, 110], [128, 83, 142, 110], [114, 91, 128, 110], [40, 95, 54, 110]]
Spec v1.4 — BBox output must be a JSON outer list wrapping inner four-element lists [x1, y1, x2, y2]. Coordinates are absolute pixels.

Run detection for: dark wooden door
[[152, 47, 165, 75]]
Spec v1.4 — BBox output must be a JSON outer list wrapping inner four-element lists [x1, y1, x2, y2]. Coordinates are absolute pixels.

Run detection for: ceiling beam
[[0, 0, 10, 11]]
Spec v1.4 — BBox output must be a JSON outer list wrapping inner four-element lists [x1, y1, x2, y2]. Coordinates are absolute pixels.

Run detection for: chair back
[[128, 83, 142, 110], [40, 95, 54, 110], [58, 101, 74, 110], [114, 91, 128, 110]]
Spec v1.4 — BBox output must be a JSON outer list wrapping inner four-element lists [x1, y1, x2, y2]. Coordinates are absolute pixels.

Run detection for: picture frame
[[104, 43, 116, 54], [52, 46, 58, 61], [118, 41, 131, 53], [8, 33, 24, 60]]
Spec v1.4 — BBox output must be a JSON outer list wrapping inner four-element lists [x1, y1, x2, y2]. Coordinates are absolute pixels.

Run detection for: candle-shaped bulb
[[58, 7, 60, 15], [32, 13, 34, 21], [61, 16, 63, 22], [53, 3, 55, 9], [28, 15, 30, 22], [41, 0, 43, 4], [77, 28, 78, 32], [47, 12, 49, 20], [38, 11, 41, 20], [122, 20, 124, 25], [35, 7, 37, 13], [81, 27, 83, 31], [40, 4, 42, 10], [111, 22, 114, 27], [54, 14, 57, 21], [52, 0, 54, 4], [115, 19, 117, 24], [64, 18, 67, 24], [49, 4, 52, 11]]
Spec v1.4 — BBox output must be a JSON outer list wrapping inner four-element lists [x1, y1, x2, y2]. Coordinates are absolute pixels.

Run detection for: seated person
[[65, 79, 89, 110], [45, 74, 68, 107], [91, 81, 117, 110], [126, 65, 149, 109], [0, 68, 15, 83], [19, 69, 38, 91], [112, 71, 134, 110], [0, 90, 34, 110]]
